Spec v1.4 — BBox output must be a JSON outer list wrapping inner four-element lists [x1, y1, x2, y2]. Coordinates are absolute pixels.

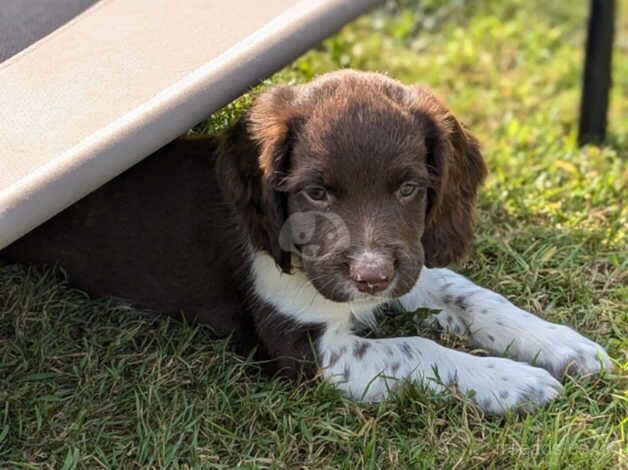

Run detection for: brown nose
[[349, 256, 394, 294]]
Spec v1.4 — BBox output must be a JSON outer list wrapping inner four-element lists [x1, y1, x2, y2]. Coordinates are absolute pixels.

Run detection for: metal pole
[[578, 0, 616, 145]]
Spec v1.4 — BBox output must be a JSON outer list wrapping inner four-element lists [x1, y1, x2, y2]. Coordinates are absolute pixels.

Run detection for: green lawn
[[1, 0, 626, 467]]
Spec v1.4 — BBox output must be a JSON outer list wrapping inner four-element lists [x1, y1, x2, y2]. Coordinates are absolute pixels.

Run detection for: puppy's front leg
[[318, 330, 561, 414], [399, 267, 613, 378]]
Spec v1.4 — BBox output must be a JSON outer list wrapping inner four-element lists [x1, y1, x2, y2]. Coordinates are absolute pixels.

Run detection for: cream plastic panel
[[0, 0, 380, 248]]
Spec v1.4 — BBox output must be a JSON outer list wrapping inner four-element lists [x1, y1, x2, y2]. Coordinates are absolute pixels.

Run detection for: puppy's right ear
[[217, 86, 300, 273]]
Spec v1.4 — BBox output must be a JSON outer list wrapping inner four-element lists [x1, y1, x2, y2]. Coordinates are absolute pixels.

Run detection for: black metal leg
[[578, 0, 616, 145]]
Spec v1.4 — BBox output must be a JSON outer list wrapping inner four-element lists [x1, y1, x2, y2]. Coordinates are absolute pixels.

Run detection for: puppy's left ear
[[217, 86, 300, 273], [407, 86, 487, 267]]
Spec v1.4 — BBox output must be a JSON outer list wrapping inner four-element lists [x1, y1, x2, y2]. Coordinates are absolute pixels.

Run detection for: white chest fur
[[250, 252, 381, 330]]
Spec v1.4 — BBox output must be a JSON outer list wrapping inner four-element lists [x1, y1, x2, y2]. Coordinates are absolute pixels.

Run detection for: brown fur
[[2, 70, 486, 376], [221, 71, 486, 302]]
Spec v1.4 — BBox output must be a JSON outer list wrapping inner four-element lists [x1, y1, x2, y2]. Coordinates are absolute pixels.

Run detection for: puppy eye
[[304, 185, 328, 202], [398, 182, 419, 198]]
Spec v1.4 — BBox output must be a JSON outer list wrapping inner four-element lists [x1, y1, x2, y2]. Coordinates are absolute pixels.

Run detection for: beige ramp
[[0, 0, 380, 249]]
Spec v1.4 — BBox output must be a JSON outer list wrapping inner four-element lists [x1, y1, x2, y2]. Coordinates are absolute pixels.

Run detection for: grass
[[1, 0, 627, 467]]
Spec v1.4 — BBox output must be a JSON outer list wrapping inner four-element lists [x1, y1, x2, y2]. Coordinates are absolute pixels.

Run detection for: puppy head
[[220, 70, 486, 302]]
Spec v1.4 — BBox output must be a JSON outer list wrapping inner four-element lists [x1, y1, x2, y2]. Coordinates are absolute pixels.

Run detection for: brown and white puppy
[[2, 70, 612, 414]]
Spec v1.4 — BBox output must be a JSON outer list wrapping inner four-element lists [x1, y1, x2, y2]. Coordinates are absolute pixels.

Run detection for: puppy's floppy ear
[[217, 86, 300, 273], [408, 86, 487, 267]]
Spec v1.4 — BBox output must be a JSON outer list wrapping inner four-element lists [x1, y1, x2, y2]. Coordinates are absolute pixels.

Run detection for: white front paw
[[426, 305, 613, 380], [449, 357, 563, 415], [529, 324, 613, 379]]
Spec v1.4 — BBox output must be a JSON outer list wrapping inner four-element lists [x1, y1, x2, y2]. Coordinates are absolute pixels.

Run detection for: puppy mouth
[[308, 272, 398, 304], [348, 275, 398, 302]]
